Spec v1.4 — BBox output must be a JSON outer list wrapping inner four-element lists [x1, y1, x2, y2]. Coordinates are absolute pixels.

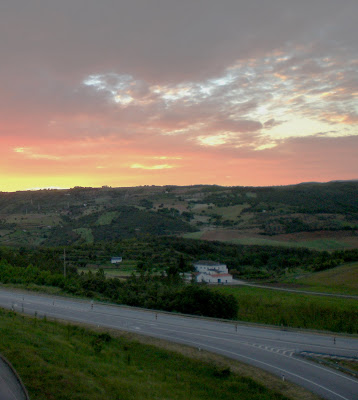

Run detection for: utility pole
[[63, 248, 66, 278]]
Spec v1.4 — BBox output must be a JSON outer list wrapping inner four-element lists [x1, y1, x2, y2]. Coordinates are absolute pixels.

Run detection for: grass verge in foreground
[[212, 286, 358, 333], [0, 308, 295, 400]]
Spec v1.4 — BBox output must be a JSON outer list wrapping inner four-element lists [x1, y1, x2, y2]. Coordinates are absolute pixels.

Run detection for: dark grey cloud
[[1, 0, 357, 83], [0, 0, 357, 163]]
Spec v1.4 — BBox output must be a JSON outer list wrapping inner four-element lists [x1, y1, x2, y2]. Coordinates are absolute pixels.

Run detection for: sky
[[1, 0, 357, 191]]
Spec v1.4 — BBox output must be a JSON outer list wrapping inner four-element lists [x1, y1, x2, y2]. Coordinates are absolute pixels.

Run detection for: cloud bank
[[0, 0, 357, 190]]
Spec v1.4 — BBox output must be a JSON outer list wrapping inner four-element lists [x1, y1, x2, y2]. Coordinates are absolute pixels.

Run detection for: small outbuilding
[[111, 256, 123, 264]]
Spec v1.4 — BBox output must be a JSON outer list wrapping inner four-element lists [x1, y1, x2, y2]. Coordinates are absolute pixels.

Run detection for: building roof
[[211, 274, 232, 277]]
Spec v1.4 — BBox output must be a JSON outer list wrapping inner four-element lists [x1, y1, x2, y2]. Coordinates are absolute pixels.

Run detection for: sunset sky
[[1, 0, 357, 191]]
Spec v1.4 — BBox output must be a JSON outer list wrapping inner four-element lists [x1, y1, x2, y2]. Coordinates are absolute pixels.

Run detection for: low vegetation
[[212, 286, 358, 333], [0, 309, 292, 400], [290, 262, 358, 295], [0, 262, 238, 319]]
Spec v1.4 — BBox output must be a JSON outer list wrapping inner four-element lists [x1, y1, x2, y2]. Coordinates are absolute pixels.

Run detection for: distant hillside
[[0, 182, 357, 248]]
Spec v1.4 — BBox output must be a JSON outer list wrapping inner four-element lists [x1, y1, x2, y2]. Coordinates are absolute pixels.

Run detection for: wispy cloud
[[130, 163, 175, 170], [13, 147, 62, 161]]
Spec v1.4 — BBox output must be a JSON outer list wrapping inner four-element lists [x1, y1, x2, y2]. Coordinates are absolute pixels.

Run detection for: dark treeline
[[1, 237, 358, 279], [0, 261, 238, 319], [200, 182, 358, 214]]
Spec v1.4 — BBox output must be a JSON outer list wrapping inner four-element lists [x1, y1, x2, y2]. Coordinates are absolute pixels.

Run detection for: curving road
[[0, 354, 29, 400], [0, 287, 357, 400]]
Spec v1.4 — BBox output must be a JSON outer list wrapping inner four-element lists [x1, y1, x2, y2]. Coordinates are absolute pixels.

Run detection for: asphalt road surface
[[0, 288, 357, 400], [0, 354, 29, 400]]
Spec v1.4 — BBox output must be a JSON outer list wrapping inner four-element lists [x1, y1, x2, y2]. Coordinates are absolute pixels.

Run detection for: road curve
[[0, 353, 29, 400], [0, 288, 357, 400]]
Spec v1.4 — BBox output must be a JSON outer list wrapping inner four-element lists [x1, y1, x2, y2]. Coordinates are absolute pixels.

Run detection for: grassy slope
[[212, 285, 358, 333], [73, 228, 94, 244], [292, 262, 358, 295], [183, 232, 353, 251], [96, 211, 119, 225], [0, 309, 294, 400]]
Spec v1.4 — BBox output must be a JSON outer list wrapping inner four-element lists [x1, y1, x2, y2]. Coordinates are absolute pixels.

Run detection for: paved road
[[0, 354, 29, 400], [0, 288, 357, 400]]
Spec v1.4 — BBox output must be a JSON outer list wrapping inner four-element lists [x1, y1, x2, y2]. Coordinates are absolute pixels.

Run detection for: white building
[[193, 260, 233, 284], [111, 256, 122, 264], [193, 261, 228, 274]]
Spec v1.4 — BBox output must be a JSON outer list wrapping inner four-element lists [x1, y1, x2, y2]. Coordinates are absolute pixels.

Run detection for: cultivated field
[[185, 229, 358, 251]]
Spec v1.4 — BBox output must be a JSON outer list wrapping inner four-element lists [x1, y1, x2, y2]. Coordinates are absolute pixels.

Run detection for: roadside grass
[[287, 262, 358, 295], [0, 309, 294, 400], [336, 360, 358, 373], [212, 286, 358, 333]]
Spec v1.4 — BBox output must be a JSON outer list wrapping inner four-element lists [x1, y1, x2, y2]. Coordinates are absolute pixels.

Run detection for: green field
[[183, 231, 204, 239], [183, 232, 353, 251], [78, 267, 135, 278], [204, 204, 250, 220], [229, 238, 351, 251], [73, 228, 94, 244], [78, 259, 138, 278], [96, 211, 119, 225], [212, 285, 358, 333], [0, 309, 294, 400], [292, 262, 358, 295], [4, 213, 61, 226]]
